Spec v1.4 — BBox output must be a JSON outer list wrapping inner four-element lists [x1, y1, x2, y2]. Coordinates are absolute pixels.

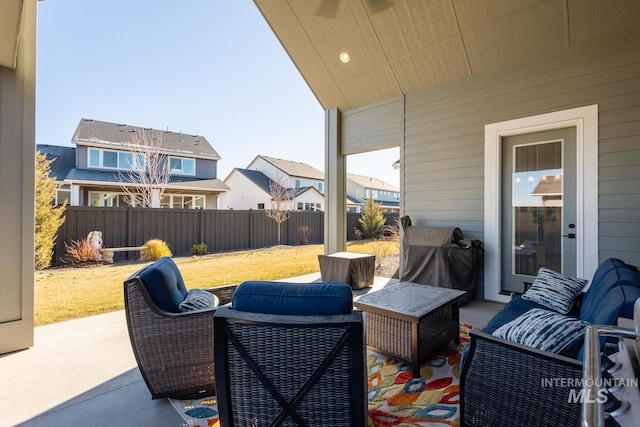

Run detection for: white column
[[70, 184, 80, 206], [151, 189, 160, 208], [324, 108, 346, 254]]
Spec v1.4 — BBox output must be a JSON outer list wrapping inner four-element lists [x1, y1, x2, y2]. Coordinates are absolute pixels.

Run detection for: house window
[[56, 189, 71, 205], [295, 179, 302, 188], [356, 189, 362, 198], [89, 148, 100, 167], [88, 148, 144, 171], [169, 157, 195, 175], [257, 203, 265, 209], [318, 182, 323, 193], [88, 191, 205, 209]]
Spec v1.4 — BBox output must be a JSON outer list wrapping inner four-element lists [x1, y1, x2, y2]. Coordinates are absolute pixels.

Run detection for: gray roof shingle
[[37, 144, 76, 181], [72, 118, 220, 160], [258, 155, 324, 180]]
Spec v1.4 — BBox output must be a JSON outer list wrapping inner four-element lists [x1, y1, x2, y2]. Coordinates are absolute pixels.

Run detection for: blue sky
[[36, 0, 400, 188]]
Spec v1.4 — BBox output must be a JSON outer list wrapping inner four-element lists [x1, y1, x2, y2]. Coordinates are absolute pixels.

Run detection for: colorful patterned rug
[[169, 323, 476, 427]]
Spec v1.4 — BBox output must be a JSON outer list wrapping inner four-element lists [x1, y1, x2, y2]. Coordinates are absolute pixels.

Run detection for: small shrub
[[64, 238, 100, 264], [35, 152, 67, 269], [298, 226, 312, 245], [370, 240, 395, 270], [141, 239, 172, 261], [358, 197, 386, 239], [191, 243, 208, 256], [382, 217, 400, 243]]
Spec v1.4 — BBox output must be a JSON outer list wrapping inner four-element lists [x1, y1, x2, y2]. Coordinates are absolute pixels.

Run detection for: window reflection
[[512, 141, 562, 275]]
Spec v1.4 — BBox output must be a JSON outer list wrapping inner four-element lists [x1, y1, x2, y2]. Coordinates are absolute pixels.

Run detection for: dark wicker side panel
[[214, 308, 367, 427], [461, 330, 583, 427], [124, 279, 237, 399]]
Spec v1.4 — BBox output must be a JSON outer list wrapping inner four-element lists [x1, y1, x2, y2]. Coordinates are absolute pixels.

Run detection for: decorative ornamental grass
[[34, 241, 398, 326]]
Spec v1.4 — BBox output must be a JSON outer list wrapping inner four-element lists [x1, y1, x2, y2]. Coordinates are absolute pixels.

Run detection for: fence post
[[199, 208, 205, 244], [248, 209, 253, 249], [126, 206, 133, 248]]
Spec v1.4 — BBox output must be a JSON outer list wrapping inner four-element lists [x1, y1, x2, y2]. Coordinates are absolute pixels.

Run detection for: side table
[[318, 252, 375, 290]]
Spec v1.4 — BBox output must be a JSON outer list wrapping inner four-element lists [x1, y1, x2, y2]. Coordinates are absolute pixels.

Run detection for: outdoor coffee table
[[354, 282, 466, 377], [318, 251, 375, 290]]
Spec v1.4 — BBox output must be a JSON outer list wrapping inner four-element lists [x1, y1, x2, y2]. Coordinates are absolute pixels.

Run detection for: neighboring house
[[248, 155, 325, 194], [223, 155, 400, 212], [347, 173, 400, 213], [223, 155, 325, 211], [37, 118, 229, 209]]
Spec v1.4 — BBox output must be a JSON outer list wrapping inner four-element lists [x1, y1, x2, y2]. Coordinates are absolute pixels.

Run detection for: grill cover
[[400, 216, 484, 305]]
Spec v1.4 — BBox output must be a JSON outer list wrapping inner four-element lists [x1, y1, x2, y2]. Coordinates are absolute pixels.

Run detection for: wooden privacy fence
[[54, 206, 398, 263]]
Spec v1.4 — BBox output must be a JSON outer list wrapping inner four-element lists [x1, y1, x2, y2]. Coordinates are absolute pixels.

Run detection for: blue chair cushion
[[232, 281, 353, 315], [137, 257, 188, 313]]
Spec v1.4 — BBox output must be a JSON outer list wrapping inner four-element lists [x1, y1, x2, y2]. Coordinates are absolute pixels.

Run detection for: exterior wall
[[291, 177, 323, 193], [0, 0, 36, 354], [77, 144, 88, 168], [338, 31, 640, 298], [341, 96, 403, 155], [222, 170, 271, 210], [78, 144, 218, 179], [195, 158, 216, 179], [294, 190, 324, 211], [248, 157, 279, 181], [400, 32, 640, 272]]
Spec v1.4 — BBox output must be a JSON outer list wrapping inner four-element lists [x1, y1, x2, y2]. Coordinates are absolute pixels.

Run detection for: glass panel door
[[501, 128, 577, 293]]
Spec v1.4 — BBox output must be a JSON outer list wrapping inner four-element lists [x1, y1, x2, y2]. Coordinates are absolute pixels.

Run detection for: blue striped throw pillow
[[521, 267, 588, 314], [492, 308, 591, 353]]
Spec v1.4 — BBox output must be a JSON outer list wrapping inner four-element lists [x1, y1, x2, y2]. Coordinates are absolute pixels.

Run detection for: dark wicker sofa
[[124, 257, 237, 399], [461, 258, 640, 426]]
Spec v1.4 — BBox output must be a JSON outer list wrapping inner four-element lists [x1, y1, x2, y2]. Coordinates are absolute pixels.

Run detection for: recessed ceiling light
[[339, 52, 350, 63]]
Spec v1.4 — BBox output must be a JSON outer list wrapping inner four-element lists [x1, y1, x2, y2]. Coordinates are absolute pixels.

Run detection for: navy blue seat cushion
[[137, 257, 188, 313], [232, 281, 353, 315]]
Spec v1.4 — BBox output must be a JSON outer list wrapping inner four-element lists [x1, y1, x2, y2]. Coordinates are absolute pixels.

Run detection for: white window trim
[[88, 147, 145, 172], [169, 156, 196, 176], [484, 105, 599, 303]]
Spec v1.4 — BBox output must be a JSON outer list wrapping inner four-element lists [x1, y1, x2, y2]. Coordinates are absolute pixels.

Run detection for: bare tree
[[118, 128, 171, 207], [265, 171, 292, 245]]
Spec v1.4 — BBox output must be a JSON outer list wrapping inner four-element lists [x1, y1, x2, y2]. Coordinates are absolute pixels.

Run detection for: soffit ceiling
[[254, 0, 640, 112]]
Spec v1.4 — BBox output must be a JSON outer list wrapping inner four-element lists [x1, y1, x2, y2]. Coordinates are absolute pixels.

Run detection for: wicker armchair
[[461, 330, 583, 427], [213, 281, 367, 427], [124, 257, 237, 400]]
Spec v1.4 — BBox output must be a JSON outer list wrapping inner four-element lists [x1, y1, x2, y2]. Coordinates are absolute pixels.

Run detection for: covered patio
[[0, 272, 503, 426], [1, 0, 640, 426]]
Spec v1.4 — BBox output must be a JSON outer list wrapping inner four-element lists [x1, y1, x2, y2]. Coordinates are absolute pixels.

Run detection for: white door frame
[[484, 105, 599, 303]]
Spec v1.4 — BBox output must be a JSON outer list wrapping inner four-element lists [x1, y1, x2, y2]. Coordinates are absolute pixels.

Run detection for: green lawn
[[35, 241, 398, 326]]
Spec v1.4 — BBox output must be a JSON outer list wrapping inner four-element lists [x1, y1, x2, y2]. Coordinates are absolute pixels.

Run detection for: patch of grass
[[34, 241, 399, 326]]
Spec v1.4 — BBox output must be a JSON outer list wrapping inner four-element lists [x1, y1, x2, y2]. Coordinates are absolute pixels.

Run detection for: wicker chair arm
[[461, 330, 583, 427], [204, 283, 238, 305]]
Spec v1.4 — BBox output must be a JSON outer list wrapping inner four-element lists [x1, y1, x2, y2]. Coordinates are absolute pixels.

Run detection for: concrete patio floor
[[0, 273, 504, 427]]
